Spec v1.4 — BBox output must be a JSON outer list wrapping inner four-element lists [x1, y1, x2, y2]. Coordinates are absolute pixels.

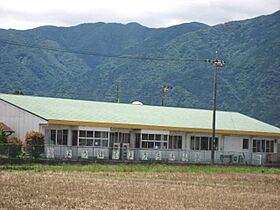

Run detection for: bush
[[24, 131, 45, 158], [0, 128, 7, 144], [7, 137, 22, 158], [17, 151, 31, 160]]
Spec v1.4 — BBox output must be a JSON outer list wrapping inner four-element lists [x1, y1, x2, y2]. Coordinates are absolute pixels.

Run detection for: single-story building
[[0, 93, 279, 164]]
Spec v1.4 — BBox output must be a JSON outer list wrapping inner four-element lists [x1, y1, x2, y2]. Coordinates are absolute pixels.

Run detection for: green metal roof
[[0, 93, 279, 136]]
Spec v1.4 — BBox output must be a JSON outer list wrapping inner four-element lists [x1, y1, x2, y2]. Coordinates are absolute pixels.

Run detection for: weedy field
[[0, 164, 280, 209]]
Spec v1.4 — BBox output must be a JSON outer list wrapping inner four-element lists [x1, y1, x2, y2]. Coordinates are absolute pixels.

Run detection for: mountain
[[0, 11, 279, 127]]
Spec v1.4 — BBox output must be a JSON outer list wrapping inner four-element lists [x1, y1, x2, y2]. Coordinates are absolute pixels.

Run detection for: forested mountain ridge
[[0, 11, 279, 127]]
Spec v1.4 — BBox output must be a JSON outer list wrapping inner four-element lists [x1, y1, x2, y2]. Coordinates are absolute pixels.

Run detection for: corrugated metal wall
[[0, 100, 47, 140]]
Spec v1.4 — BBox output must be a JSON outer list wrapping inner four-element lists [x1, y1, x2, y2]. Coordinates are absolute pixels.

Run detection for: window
[[50, 130, 56, 144], [93, 131, 108, 147], [190, 136, 218, 151], [87, 131, 93, 138], [79, 130, 93, 146], [200, 137, 208, 150], [102, 140, 108, 147], [169, 135, 182, 149], [135, 134, 141, 148], [209, 137, 219, 151], [122, 133, 130, 143], [79, 138, 87, 146], [141, 133, 168, 149], [78, 130, 109, 147], [94, 139, 101, 147], [148, 134, 154, 140], [95, 131, 101, 138], [242, 139, 249, 150], [72, 130, 78, 146], [148, 142, 154, 148], [190, 136, 199, 150], [109, 132, 130, 146], [195, 137, 200, 150], [50, 129, 68, 145], [155, 135, 161, 141], [142, 134, 148, 140], [79, 131, 86, 137], [155, 142, 161, 148], [252, 139, 274, 153]]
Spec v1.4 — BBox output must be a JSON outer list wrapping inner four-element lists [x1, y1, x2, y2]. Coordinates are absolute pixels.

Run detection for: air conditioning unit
[[252, 154, 262, 165], [46, 147, 54, 159], [141, 151, 149, 160], [195, 152, 201, 162], [127, 150, 134, 160], [239, 155, 245, 164], [155, 151, 162, 161], [112, 150, 120, 160], [96, 149, 105, 159], [65, 149, 72, 159], [169, 152, 176, 161], [81, 150, 89, 159], [232, 155, 239, 164], [181, 153, 188, 162]]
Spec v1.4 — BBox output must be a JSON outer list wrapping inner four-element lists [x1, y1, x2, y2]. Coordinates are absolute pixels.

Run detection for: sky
[[0, 0, 279, 30]]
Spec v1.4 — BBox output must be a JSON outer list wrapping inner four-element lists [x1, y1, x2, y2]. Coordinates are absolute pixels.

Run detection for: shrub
[[25, 131, 45, 158], [0, 128, 7, 144], [7, 136, 22, 158]]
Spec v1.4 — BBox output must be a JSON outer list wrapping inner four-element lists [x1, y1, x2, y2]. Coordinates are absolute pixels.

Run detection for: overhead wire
[[0, 38, 207, 62], [0, 38, 226, 105]]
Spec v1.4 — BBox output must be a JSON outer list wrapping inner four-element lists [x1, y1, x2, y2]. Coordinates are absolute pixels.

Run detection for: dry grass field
[[0, 170, 280, 210]]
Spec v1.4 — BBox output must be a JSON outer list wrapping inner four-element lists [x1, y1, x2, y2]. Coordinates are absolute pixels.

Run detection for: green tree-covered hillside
[[0, 11, 279, 126]]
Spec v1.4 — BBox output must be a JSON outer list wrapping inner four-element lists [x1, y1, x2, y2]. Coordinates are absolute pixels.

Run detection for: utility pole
[[160, 85, 172, 106], [207, 58, 225, 164]]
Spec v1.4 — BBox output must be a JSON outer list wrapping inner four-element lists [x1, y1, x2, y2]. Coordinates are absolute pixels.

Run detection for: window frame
[[168, 135, 182, 149], [190, 136, 218, 151], [141, 133, 169, 149], [242, 139, 249, 150], [78, 130, 109, 147], [49, 129, 68, 146], [252, 139, 274, 153]]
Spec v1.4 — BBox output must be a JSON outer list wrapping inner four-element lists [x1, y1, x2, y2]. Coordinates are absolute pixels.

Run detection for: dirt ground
[[0, 171, 279, 210]]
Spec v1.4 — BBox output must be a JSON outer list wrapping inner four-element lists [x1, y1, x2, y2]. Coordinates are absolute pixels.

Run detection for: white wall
[[0, 100, 47, 140]]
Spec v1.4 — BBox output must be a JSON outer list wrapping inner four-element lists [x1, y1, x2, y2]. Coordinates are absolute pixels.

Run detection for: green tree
[[12, 90, 24, 95]]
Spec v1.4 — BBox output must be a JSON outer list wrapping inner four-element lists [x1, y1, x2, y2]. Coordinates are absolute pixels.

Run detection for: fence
[[1, 143, 277, 165], [45, 145, 268, 165]]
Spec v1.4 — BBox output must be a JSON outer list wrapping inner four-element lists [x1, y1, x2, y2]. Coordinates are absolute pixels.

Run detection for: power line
[[0, 38, 207, 62]]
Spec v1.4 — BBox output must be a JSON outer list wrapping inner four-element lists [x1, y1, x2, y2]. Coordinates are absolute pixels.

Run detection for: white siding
[[79, 126, 110, 132], [141, 129, 170, 135], [223, 136, 243, 152], [0, 100, 47, 140]]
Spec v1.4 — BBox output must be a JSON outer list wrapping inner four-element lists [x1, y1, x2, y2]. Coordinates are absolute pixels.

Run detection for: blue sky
[[0, 0, 279, 29]]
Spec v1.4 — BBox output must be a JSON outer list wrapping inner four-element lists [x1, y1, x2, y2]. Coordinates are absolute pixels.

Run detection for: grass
[[0, 163, 279, 174]]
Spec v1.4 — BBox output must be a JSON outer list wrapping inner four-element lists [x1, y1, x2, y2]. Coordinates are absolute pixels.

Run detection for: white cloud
[[0, 0, 279, 29]]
